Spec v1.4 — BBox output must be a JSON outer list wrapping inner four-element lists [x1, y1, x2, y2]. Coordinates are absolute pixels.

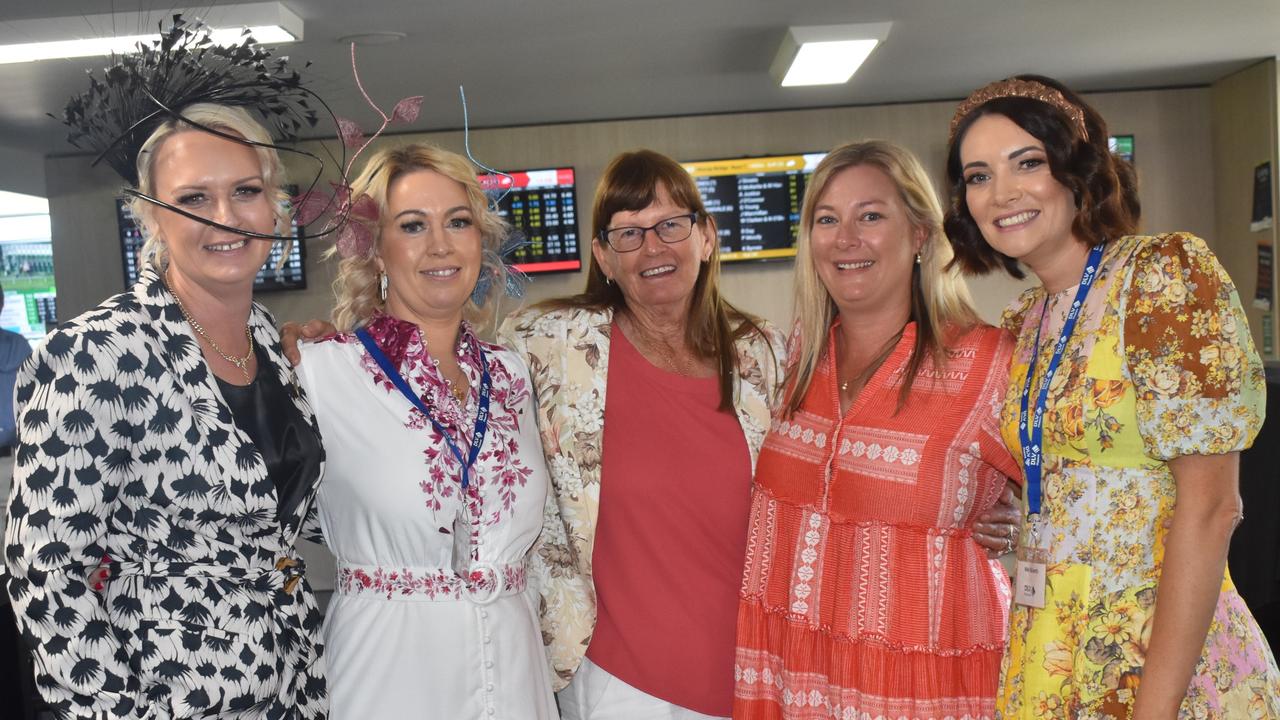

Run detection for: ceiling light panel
[[771, 22, 892, 88], [0, 2, 302, 64]]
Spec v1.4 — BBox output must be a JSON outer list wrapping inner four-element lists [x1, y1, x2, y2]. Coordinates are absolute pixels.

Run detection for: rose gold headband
[[949, 78, 1089, 144]]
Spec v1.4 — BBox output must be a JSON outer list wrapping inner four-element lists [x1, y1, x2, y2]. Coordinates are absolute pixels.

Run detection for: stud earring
[[379, 271, 388, 301]]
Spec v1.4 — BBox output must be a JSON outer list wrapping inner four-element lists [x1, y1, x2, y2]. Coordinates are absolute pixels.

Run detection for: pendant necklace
[[164, 272, 254, 382], [838, 327, 905, 396]]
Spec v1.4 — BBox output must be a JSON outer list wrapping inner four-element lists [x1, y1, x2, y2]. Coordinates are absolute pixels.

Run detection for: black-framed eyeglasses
[[598, 212, 698, 252]]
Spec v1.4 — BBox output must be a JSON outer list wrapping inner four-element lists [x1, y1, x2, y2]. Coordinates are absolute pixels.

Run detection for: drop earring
[[379, 271, 388, 301], [914, 253, 922, 265]]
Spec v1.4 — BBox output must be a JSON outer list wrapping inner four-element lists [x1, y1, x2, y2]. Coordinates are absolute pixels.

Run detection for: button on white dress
[[297, 317, 556, 720]]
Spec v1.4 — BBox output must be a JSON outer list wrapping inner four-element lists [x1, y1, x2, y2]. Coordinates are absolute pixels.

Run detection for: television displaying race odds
[[478, 167, 581, 274], [682, 152, 826, 263]]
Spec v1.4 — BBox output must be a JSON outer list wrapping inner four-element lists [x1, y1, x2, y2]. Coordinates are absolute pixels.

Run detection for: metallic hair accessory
[[949, 77, 1089, 144]]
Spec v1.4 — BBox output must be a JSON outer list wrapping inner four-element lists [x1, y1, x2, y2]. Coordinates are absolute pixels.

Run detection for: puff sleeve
[[1122, 232, 1266, 460]]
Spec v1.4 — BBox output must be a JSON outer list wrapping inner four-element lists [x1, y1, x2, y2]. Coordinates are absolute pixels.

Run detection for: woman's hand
[[973, 480, 1021, 558], [280, 319, 337, 366]]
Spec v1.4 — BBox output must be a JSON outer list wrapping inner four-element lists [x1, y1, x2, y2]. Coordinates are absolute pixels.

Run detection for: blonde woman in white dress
[[296, 143, 556, 719]]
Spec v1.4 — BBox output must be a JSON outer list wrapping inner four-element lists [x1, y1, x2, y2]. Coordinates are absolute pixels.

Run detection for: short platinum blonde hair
[[129, 103, 290, 270], [329, 143, 511, 331]]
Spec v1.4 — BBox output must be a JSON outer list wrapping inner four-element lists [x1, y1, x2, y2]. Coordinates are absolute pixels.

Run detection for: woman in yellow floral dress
[[944, 73, 1280, 718]]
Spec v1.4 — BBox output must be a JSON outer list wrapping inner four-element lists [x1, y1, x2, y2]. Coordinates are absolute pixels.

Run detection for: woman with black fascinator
[[3, 21, 329, 719]]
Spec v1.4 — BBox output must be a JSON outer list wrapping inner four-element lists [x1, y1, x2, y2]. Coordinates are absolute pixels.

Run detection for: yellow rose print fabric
[[997, 233, 1279, 718]]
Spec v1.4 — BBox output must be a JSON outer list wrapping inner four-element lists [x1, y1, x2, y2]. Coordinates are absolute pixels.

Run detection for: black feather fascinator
[[57, 14, 319, 187]]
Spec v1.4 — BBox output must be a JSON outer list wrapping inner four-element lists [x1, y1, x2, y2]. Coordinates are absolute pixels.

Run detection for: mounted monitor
[[116, 197, 307, 292], [682, 152, 827, 263], [478, 167, 581, 274], [1109, 134, 1134, 165]]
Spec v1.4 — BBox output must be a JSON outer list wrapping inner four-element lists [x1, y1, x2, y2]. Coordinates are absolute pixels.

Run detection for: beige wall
[[33, 87, 1219, 592], [0, 145, 47, 198], [1212, 59, 1280, 361], [45, 86, 1214, 333]]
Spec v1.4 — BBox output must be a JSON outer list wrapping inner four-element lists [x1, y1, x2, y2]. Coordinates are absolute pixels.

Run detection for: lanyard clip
[[1028, 513, 1045, 548]]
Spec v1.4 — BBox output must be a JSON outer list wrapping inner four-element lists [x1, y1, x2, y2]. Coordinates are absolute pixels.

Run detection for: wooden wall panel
[[1211, 60, 1278, 360]]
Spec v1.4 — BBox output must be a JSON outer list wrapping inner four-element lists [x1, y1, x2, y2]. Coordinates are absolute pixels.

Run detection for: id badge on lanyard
[[1014, 244, 1105, 608], [1014, 517, 1051, 608]]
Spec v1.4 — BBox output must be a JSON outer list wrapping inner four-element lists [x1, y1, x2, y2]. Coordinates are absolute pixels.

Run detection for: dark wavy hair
[[943, 74, 1141, 277]]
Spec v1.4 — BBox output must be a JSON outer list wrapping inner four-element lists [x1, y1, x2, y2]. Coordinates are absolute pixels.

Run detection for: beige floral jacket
[[497, 305, 786, 690]]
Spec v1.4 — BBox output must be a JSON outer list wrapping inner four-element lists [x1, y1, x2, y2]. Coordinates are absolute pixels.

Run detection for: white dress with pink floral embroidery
[[297, 314, 556, 720]]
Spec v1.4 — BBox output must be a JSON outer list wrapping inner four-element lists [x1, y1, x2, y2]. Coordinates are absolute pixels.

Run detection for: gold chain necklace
[[432, 352, 469, 406], [164, 274, 254, 382], [444, 376, 468, 405], [838, 327, 905, 395]]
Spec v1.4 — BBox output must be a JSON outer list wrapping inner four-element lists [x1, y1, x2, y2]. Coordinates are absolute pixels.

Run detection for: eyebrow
[[170, 175, 264, 193], [962, 145, 1042, 171], [815, 199, 886, 212], [393, 205, 472, 220]]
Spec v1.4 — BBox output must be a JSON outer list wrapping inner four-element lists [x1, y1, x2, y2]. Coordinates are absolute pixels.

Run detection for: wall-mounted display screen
[[117, 198, 307, 292], [478, 167, 581, 274], [682, 153, 827, 263], [1109, 135, 1135, 165], [0, 242, 56, 342]]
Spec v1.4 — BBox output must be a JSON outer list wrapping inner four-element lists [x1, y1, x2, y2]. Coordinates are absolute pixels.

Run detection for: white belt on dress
[[336, 561, 526, 605]]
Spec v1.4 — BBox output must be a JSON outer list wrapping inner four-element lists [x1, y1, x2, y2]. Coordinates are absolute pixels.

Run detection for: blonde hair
[[785, 140, 980, 416], [329, 143, 511, 331], [130, 103, 290, 270]]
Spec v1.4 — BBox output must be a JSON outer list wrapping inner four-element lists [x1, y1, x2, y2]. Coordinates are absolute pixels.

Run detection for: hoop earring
[[379, 271, 388, 301], [605, 275, 613, 285]]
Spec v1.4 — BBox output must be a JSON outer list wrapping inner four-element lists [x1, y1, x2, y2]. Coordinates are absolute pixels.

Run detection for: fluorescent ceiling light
[[0, 27, 296, 64], [771, 22, 892, 87], [0, 3, 302, 65]]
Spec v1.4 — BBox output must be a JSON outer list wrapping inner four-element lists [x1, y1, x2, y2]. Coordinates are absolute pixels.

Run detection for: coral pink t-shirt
[[586, 322, 753, 716]]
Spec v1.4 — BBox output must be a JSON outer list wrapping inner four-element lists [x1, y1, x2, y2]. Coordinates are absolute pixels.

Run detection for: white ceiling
[[1, 0, 1278, 160]]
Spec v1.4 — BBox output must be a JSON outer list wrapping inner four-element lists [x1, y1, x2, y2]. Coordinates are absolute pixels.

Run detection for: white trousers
[[557, 657, 729, 720]]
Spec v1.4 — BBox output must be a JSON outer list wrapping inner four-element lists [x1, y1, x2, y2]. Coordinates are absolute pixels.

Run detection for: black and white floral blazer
[[4, 267, 327, 719]]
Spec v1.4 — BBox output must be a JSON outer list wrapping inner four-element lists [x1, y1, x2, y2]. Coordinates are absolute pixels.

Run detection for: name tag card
[[1014, 547, 1048, 608]]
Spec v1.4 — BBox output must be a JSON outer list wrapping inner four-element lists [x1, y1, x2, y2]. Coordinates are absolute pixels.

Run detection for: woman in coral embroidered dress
[[296, 144, 556, 719], [734, 141, 1021, 720]]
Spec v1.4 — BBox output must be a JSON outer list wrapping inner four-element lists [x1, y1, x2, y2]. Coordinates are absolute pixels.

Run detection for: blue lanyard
[[1019, 243, 1105, 516], [355, 327, 491, 490]]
